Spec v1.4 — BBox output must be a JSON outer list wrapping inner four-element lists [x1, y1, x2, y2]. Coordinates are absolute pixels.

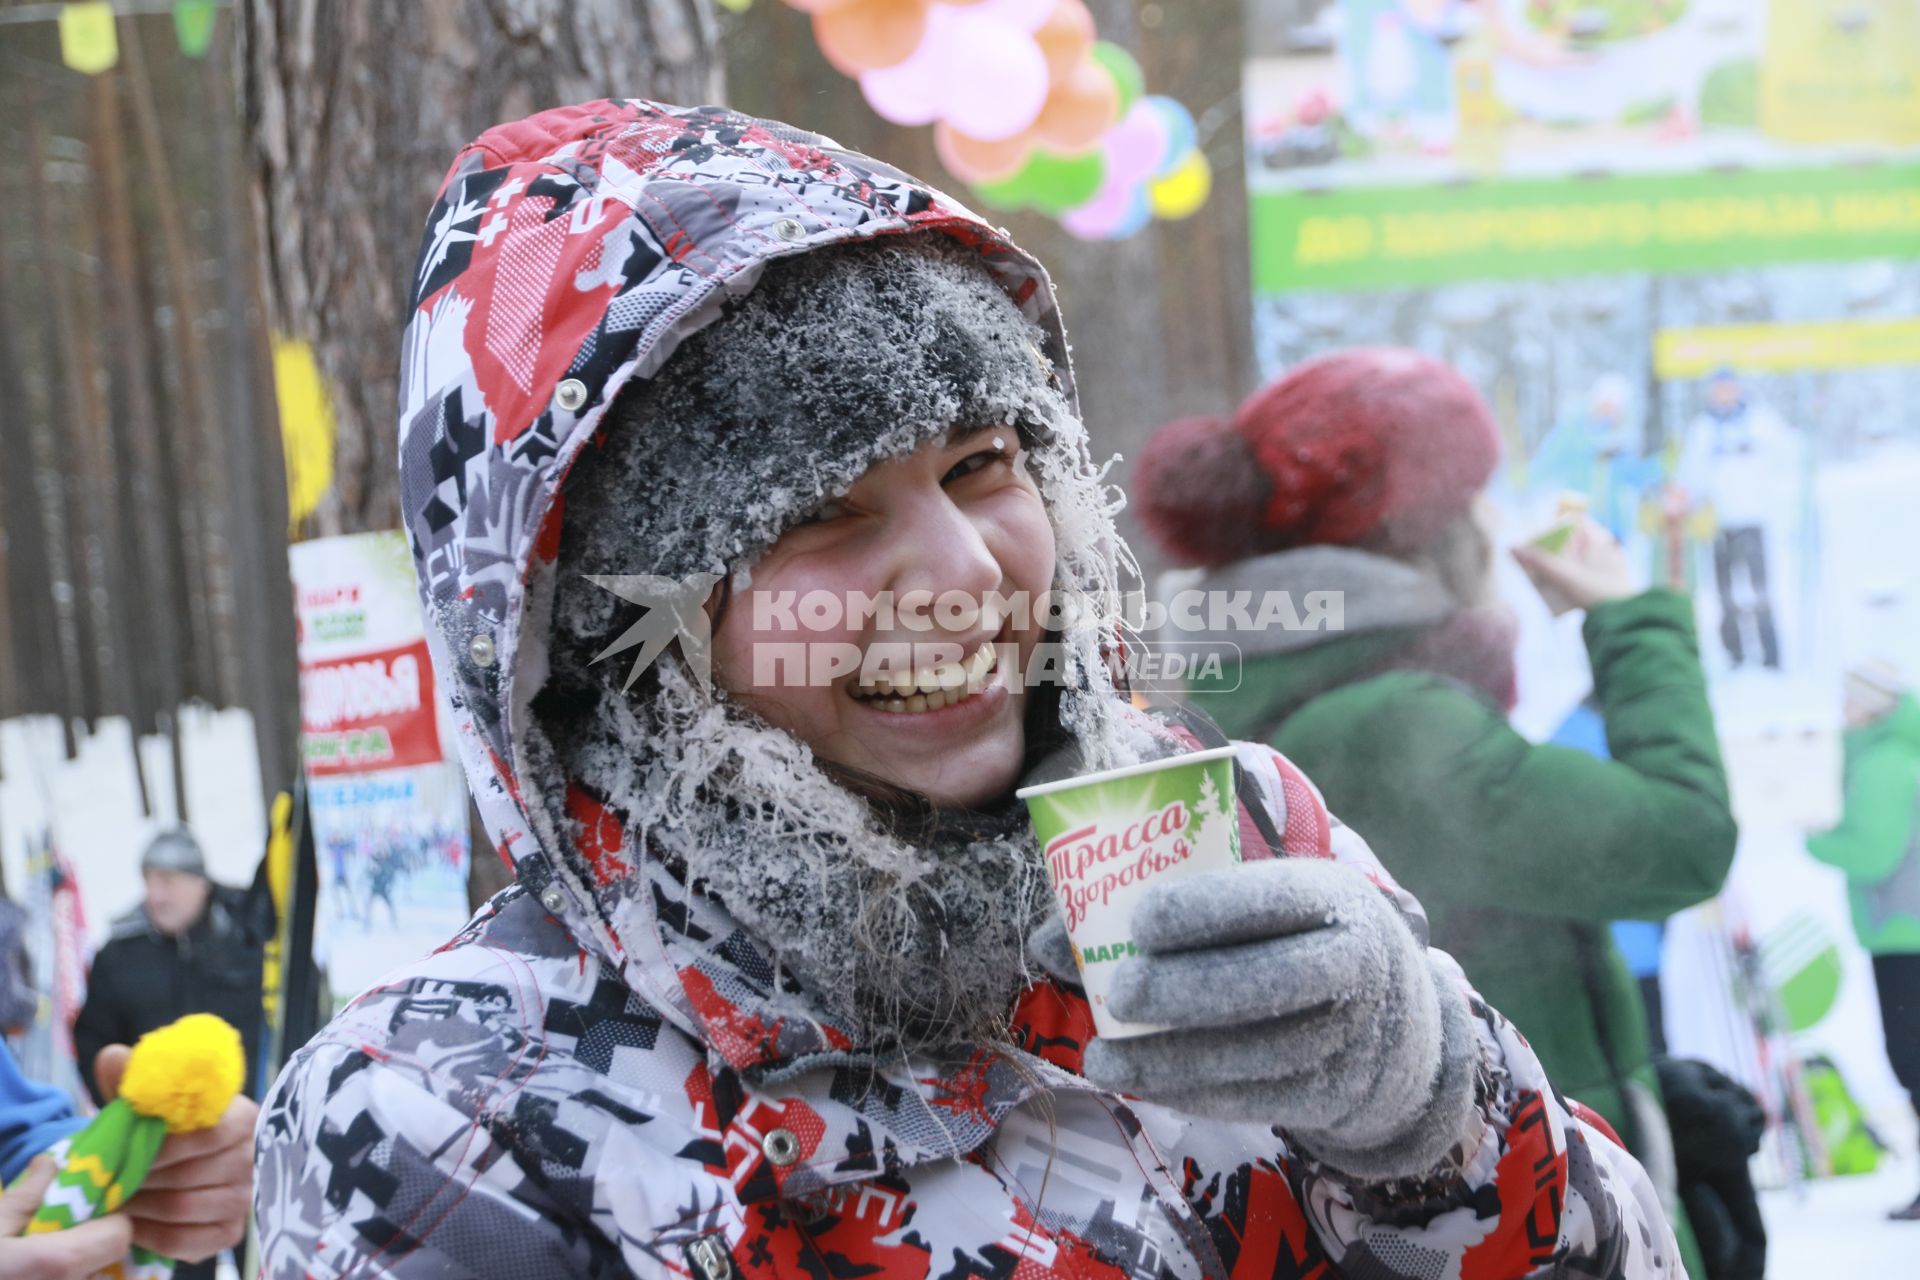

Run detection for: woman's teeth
[[856, 640, 998, 713]]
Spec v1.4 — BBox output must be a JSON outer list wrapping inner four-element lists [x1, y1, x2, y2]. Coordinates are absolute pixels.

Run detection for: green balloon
[[1090, 41, 1145, 116], [1018, 149, 1107, 215], [969, 174, 1030, 213]]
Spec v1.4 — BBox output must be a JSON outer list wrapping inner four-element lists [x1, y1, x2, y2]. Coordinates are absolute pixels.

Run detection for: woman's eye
[[798, 498, 853, 525], [943, 445, 1016, 485]]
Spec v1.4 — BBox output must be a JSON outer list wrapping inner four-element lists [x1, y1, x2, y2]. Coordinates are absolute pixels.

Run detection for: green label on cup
[[1018, 747, 1241, 1038]]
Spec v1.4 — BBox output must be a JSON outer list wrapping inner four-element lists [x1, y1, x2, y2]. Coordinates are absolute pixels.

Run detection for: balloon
[[1089, 40, 1144, 115], [935, 121, 1034, 183], [966, 0, 1054, 29], [1062, 182, 1149, 240], [786, 0, 861, 10], [859, 13, 948, 124], [968, 173, 1030, 211], [1148, 147, 1211, 220], [814, 0, 929, 75], [1030, 53, 1119, 149], [1102, 98, 1171, 190], [1144, 95, 1196, 175], [1033, 0, 1095, 79], [938, 13, 1050, 141], [1013, 147, 1106, 213], [1111, 189, 1153, 237]]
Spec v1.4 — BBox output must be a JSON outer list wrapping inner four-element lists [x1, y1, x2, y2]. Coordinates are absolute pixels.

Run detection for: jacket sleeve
[[0, 1042, 83, 1183], [1806, 738, 1918, 883], [254, 1036, 621, 1279], [1289, 953, 1683, 1279], [1194, 753, 1682, 1278], [1297, 589, 1736, 922]]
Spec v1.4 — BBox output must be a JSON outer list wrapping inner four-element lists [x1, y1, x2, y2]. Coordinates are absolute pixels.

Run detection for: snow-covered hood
[[398, 100, 1137, 1069]]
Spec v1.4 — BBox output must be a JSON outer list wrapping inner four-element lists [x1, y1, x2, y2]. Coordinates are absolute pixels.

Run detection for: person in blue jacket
[[0, 1038, 256, 1277]]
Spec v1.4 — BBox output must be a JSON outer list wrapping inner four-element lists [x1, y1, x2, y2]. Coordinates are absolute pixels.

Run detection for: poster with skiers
[[290, 532, 470, 1010]]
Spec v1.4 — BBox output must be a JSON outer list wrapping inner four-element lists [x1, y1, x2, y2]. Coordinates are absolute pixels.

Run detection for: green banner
[[1252, 163, 1920, 294]]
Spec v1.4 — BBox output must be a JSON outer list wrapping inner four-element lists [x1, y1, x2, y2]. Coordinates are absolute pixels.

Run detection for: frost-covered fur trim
[[565, 238, 1075, 579], [526, 238, 1157, 1051]]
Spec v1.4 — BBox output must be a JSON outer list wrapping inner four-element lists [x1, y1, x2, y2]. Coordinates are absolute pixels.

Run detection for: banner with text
[[289, 531, 470, 1007]]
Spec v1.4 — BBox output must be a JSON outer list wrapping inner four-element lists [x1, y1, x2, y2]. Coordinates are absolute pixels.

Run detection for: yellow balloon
[[1148, 148, 1211, 221]]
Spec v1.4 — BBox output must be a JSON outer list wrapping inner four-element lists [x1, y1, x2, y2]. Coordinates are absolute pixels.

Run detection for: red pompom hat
[[1133, 348, 1502, 568]]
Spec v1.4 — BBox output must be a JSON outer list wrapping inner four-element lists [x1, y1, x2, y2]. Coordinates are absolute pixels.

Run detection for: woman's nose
[[886, 491, 1005, 628]]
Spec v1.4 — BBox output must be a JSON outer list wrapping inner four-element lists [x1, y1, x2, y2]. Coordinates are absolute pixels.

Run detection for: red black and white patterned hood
[[397, 100, 1119, 1062]]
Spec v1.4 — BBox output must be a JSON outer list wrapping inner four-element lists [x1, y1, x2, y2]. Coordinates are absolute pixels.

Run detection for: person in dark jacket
[[1134, 347, 1740, 1278], [73, 829, 267, 1106]]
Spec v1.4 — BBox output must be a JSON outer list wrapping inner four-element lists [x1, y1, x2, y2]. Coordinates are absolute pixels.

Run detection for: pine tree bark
[[239, 0, 723, 904], [238, 0, 723, 536]]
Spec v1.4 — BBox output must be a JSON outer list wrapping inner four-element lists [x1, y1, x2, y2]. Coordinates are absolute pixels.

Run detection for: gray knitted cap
[[556, 235, 1072, 590], [141, 828, 207, 877]]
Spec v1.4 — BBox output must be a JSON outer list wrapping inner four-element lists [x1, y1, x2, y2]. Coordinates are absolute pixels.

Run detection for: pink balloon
[[1100, 99, 1171, 190], [968, 0, 1054, 31], [1060, 176, 1135, 239], [937, 14, 1050, 142], [860, 13, 949, 126]]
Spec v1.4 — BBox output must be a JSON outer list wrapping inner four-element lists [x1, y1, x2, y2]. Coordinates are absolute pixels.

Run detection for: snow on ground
[[1763, 1149, 1919, 1277]]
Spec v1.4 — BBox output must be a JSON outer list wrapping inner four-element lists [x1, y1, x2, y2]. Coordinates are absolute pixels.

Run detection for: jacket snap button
[[554, 378, 589, 412], [468, 633, 496, 668], [539, 886, 566, 913], [772, 218, 805, 242], [761, 1127, 800, 1166]]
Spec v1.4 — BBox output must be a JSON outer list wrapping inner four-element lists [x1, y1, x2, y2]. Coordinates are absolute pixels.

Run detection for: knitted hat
[[557, 235, 1070, 588], [1134, 348, 1501, 568], [140, 829, 207, 878]]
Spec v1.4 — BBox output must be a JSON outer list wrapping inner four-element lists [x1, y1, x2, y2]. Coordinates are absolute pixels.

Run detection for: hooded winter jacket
[[1808, 692, 1920, 955], [253, 100, 1678, 1280]]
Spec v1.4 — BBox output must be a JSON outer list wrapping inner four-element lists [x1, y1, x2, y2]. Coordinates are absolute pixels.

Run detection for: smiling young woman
[[252, 98, 1682, 1280]]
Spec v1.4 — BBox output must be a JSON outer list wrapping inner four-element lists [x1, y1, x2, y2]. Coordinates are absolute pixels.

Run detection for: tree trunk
[[204, 38, 304, 805], [240, 0, 723, 903], [121, 18, 229, 710], [238, 0, 723, 536], [24, 121, 111, 737]]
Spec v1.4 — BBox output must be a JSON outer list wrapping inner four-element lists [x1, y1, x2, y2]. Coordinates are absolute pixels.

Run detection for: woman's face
[[712, 427, 1056, 809]]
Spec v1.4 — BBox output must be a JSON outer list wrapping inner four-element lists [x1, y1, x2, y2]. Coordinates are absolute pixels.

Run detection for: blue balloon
[[1145, 96, 1197, 179], [1112, 188, 1152, 239]]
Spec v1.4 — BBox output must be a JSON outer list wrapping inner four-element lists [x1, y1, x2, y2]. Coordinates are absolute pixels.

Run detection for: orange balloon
[[1034, 0, 1095, 81], [1030, 53, 1118, 151], [813, 0, 930, 76], [786, 0, 861, 12], [935, 122, 1036, 184]]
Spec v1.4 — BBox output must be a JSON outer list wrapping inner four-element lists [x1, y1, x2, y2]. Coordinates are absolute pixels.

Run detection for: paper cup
[[1017, 745, 1241, 1039]]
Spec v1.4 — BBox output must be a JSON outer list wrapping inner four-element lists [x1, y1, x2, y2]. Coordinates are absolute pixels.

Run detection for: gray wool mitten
[[1045, 858, 1481, 1183]]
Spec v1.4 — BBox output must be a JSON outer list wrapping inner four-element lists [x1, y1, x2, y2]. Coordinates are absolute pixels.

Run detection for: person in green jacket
[[1134, 348, 1738, 1277], [1807, 659, 1920, 1220]]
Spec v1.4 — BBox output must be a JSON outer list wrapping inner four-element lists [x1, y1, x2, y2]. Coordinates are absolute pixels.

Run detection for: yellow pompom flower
[[118, 1013, 245, 1133]]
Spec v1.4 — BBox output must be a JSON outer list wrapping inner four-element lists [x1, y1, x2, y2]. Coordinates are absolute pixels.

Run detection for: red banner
[[298, 637, 442, 776]]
